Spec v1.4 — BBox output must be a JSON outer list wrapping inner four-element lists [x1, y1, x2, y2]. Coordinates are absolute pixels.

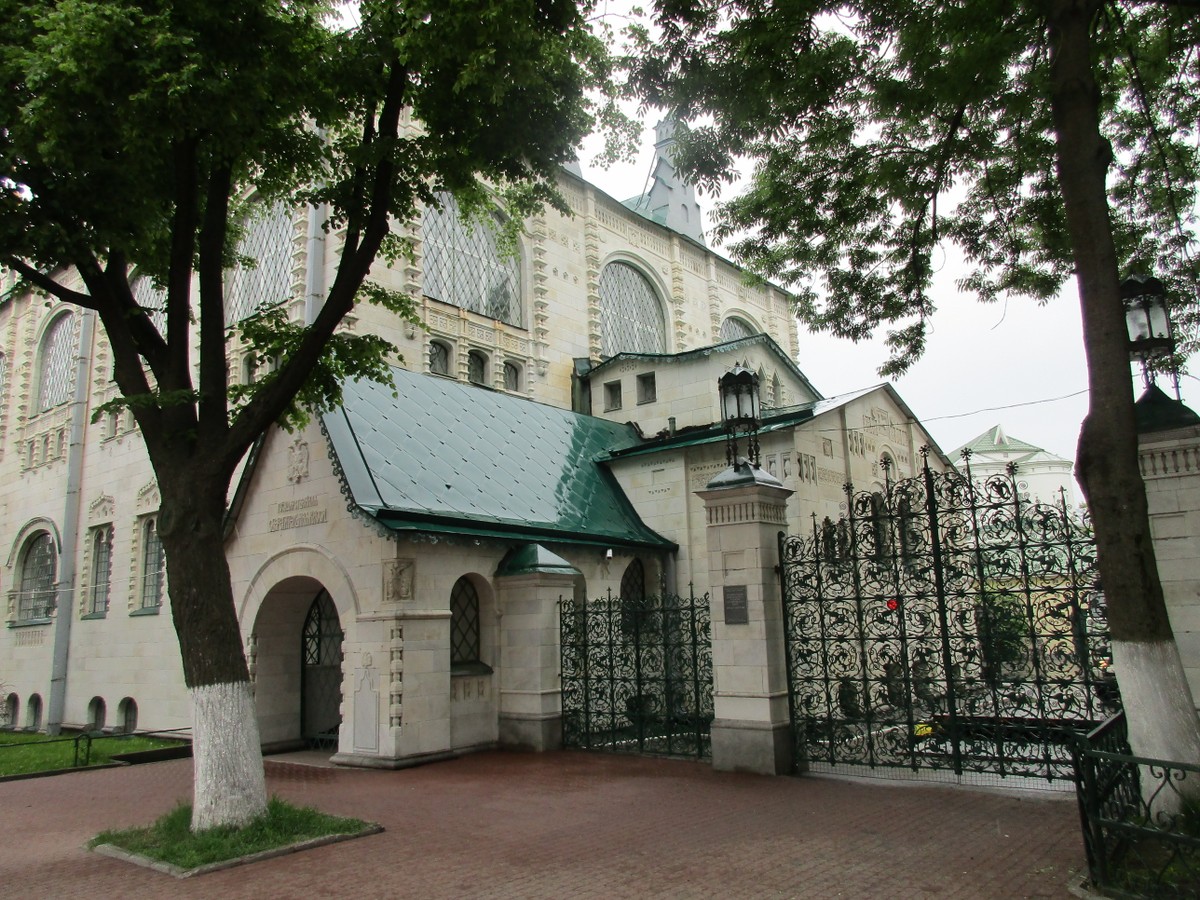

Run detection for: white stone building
[[0, 135, 951, 768]]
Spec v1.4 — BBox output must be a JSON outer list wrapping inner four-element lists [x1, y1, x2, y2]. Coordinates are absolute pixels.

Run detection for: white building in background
[[954, 425, 1077, 507], [0, 127, 949, 765]]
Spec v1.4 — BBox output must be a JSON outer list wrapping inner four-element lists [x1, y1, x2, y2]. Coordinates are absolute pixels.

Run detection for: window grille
[[598, 262, 666, 357], [37, 313, 76, 412], [226, 202, 295, 324], [450, 577, 481, 666], [503, 361, 520, 392], [302, 590, 342, 667], [140, 517, 166, 609], [429, 341, 450, 375], [422, 192, 522, 327], [0, 351, 7, 404], [719, 316, 755, 341], [17, 532, 56, 620], [467, 350, 487, 385], [89, 525, 113, 615], [131, 275, 168, 335]]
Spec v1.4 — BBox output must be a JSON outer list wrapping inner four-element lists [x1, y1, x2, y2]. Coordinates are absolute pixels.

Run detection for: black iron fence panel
[[559, 590, 713, 760], [780, 451, 1120, 782], [1074, 712, 1200, 899]]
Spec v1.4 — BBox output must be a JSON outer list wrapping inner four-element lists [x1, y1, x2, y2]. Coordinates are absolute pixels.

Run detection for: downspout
[[47, 308, 96, 733], [304, 202, 328, 326]]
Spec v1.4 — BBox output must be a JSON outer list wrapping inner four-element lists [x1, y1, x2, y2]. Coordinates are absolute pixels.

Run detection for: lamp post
[[1121, 274, 1179, 397], [718, 362, 762, 467]]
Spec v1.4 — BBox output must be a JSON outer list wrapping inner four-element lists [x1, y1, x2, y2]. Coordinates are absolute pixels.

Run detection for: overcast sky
[[577, 131, 1195, 466]]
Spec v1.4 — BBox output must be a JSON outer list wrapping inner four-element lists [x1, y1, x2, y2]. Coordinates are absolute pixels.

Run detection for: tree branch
[[0, 258, 98, 309]]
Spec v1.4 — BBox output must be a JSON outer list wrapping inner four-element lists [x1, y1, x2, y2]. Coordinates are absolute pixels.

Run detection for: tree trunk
[[1047, 0, 1200, 771], [158, 477, 267, 831]]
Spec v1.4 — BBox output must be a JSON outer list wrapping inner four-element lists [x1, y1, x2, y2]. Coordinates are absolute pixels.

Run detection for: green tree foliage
[[0, 0, 614, 828], [628, 0, 1200, 374], [628, 0, 1200, 765]]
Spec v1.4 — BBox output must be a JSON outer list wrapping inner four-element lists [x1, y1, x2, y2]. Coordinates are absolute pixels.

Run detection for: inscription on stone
[[269, 494, 328, 532], [723, 585, 749, 625]]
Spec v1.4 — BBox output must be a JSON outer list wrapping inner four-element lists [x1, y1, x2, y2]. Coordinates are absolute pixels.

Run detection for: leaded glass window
[[132, 275, 168, 335], [88, 525, 113, 615], [467, 350, 487, 385], [719, 316, 755, 341], [37, 313, 76, 412], [226, 202, 295, 324], [422, 193, 522, 327], [450, 576, 481, 666], [18, 532, 56, 620], [430, 341, 451, 376], [140, 517, 165, 609], [503, 361, 520, 392], [598, 262, 665, 357]]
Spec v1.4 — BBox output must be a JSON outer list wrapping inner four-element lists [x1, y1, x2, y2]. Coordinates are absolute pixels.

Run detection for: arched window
[[503, 361, 521, 392], [117, 697, 138, 734], [26, 694, 42, 731], [88, 696, 106, 732], [429, 340, 451, 376], [619, 558, 649, 637], [450, 576, 481, 668], [226, 202, 294, 323], [467, 350, 488, 386], [17, 532, 56, 620], [139, 516, 165, 610], [3, 693, 18, 729], [37, 313, 76, 412], [422, 192, 522, 327], [598, 262, 666, 357], [719, 316, 755, 341], [88, 524, 113, 616]]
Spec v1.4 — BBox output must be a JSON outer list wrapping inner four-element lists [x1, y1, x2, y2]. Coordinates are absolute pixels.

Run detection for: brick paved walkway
[[0, 750, 1085, 899]]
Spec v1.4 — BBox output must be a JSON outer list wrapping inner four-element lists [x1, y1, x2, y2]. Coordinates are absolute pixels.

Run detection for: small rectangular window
[[636, 372, 656, 405], [604, 381, 622, 412]]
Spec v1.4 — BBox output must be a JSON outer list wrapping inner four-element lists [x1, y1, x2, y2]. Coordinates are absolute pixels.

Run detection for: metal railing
[[0, 727, 191, 773], [1073, 711, 1200, 898]]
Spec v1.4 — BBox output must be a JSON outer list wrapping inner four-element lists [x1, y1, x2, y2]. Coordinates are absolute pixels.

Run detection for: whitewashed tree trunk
[[190, 681, 268, 831], [1112, 640, 1200, 807]]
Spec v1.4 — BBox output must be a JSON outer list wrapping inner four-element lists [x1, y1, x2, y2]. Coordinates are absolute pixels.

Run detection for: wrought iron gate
[[779, 452, 1119, 784], [560, 590, 713, 759]]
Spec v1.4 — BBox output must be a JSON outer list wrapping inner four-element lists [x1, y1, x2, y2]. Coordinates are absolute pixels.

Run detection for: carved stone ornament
[[88, 493, 115, 522], [136, 481, 160, 511], [287, 438, 310, 484], [383, 559, 415, 604]]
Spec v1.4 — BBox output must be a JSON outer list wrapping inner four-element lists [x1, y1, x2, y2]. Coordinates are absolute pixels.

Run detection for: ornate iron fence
[[779, 450, 1119, 783], [1074, 712, 1200, 899], [559, 590, 713, 759]]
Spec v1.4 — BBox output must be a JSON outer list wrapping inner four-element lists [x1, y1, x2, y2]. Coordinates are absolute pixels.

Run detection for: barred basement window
[[598, 261, 665, 357], [450, 576, 481, 667], [17, 532, 56, 620], [88, 696, 106, 731], [226, 202, 294, 324], [37, 313, 76, 412], [422, 192, 522, 327], [88, 525, 113, 616], [429, 340, 451, 376], [719, 316, 755, 341], [467, 350, 488, 385], [140, 517, 166, 610]]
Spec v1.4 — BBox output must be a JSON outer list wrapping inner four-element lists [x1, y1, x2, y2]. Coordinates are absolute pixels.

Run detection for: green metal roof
[[322, 367, 674, 551]]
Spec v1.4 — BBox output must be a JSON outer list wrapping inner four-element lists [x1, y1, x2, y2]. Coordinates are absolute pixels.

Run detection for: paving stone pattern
[[0, 750, 1084, 899]]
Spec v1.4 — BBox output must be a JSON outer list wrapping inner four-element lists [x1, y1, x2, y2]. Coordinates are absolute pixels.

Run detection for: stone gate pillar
[[494, 544, 580, 751], [696, 463, 794, 774]]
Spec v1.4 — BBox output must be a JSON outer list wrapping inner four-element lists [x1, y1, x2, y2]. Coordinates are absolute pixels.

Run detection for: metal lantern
[[1121, 274, 1174, 360], [718, 362, 762, 467]]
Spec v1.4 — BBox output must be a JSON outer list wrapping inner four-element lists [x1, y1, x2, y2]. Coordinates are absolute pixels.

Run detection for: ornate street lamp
[[718, 361, 762, 467], [1121, 274, 1178, 394]]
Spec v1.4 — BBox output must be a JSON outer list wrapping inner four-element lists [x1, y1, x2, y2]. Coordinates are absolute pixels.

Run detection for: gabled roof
[[322, 366, 674, 551], [587, 333, 822, 402], [954, 425, 1070, 464]]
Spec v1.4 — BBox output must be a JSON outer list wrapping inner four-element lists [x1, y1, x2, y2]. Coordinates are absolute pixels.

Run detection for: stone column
[[495, 544, 580, 750], [696, 463, 794, 774]]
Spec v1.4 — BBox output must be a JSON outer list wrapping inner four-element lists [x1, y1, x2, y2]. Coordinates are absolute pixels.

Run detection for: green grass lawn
[[0, 731, 186, 777], [91, 797, 374, 870]]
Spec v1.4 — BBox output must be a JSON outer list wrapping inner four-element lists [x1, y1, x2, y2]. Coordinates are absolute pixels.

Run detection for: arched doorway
[[301, 589, 343, 750]]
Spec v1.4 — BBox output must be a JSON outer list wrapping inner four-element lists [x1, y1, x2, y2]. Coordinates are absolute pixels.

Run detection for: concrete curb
[[92, 823, 385, 879]]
